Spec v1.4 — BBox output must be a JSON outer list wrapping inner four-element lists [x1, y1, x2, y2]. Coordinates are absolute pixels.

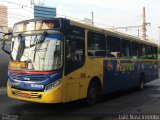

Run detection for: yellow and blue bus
[[2, 18, 158, 105]]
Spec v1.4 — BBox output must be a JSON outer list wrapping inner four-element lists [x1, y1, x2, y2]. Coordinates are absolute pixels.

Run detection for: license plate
[[21, 93, 30, 98]]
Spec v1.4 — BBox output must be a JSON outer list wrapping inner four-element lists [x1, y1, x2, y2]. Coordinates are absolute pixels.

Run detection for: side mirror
[[2, 32, 12, 55]]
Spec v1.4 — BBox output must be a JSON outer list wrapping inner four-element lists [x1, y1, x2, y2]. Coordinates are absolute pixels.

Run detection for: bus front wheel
[[86, 80, 101, 105]]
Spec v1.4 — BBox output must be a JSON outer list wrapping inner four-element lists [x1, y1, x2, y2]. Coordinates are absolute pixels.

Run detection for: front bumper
[[7, 83, 63, 103]]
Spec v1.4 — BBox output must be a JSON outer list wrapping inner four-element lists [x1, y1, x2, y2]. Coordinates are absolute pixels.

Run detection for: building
[[0, 0, 56, 31], [34, 5, 56, 19], [0, 5, 8, 37]]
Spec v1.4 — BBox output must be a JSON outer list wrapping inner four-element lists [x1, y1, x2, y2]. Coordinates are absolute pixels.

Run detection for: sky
[[0, 0, 160, 41], [45, 0, 160, 41]]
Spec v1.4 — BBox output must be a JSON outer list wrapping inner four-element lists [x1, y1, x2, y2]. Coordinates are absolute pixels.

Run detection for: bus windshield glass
[[13, 20, 60, 33], [9, 31, 62, 71]]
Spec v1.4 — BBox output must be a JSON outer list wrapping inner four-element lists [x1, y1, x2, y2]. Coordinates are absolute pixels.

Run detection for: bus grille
[[9, 73, 48, 82], [12, 89, 42, 99]]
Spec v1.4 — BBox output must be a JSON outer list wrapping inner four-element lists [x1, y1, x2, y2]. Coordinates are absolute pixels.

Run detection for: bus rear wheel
[[86, 80, 101, 105], [138, 74, 145, 91]]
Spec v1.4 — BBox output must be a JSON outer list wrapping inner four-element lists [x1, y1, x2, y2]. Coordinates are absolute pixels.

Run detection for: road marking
[[0, 87, 7, 95]]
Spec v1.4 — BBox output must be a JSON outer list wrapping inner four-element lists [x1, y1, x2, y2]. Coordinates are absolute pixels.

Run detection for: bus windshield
[[9, 31, 62, 71]]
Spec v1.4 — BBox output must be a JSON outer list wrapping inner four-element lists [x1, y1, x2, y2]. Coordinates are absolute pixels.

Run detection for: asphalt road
[[0, 78, 160, 120]]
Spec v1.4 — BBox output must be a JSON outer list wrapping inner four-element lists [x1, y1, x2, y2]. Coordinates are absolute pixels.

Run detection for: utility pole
[[158, 27, 160, 42], [142, 7, 150, 40], [91, 11, 94, 26], [158, 27, 160, 61], [138, 29, 140, 37], [109, 7, 151, 39], [142, 7, 147, 40]]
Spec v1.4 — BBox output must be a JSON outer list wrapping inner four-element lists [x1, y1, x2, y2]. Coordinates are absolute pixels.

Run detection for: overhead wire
[[0, 0, 33, 8], [0, 0, 145, 33]]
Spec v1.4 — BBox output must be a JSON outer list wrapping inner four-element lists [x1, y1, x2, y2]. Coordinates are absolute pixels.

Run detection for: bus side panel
[[103, 60, 139, 94], [143, 60, 158, 83], [103, 59, 158, 94]]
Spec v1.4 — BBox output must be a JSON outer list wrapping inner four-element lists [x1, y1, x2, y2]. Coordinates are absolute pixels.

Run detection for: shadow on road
[[0, 50, 9, 87], [2, 80, 160, 120], [7, 86, 152, 114], [8, 100, 90, 120]]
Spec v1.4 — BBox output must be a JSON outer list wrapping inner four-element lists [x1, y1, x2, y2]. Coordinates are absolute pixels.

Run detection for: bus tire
[[138, 74, 145, 91], [86, 79, 102, 105]]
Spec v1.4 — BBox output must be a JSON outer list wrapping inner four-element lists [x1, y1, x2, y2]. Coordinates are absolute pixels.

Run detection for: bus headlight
[[44, 79, 61, 92]]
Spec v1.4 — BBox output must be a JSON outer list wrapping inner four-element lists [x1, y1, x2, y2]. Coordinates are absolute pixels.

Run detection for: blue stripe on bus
[[8, 70, 63, 91]]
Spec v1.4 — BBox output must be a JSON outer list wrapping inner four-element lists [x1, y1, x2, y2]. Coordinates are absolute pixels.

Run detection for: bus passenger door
[[64, 26, 85, 102]]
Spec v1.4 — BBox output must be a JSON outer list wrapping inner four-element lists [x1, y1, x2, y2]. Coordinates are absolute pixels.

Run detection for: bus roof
[[14, 17, 158, 46], [69, 19, 158, 47]]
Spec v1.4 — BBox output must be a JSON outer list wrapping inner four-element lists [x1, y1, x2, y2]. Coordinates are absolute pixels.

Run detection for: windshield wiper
[[33, 31, 48, 62], [16, 34, 25, 61], [30, 31, 47, 48]]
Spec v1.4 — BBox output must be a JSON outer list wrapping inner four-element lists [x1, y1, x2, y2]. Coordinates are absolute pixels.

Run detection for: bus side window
[[106, 35, 120, 58], [88, 31, 106, 57], [146, 45, 153, 59], [65, 26, 85, 75], [131, 41, 139, 59], [121, 39, 131, 58], [152, 46, 158, 59], [139, 44, 146, 59]]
